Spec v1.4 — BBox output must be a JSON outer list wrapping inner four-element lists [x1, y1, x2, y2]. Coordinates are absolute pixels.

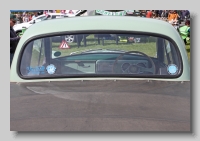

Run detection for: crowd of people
[[145, 10, 190, 45], [137, 10, 190, 23], [13, 12, 40, 24], [12, 10, 68, 24], [12, 10, 190, 24]]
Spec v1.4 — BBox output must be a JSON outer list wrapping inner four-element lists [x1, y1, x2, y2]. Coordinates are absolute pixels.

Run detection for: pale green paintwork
[[10, 16, 190, 82]]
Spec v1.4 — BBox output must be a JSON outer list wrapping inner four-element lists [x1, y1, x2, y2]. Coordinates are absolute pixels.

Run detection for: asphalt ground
[[10, 80, 190, 131]]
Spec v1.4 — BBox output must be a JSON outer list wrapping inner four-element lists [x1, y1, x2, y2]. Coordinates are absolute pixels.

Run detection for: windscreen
[[20, 33, 181, 78]]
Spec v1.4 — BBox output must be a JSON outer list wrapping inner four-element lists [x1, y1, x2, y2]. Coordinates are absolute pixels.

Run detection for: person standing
[[183, 10, 190, 21], [155, 10, 159, 17], [16, 13, 23, 23], [168, 10, 179, 23], [146, 10, 152, 18], [32, 12, 38, 20], [23, 13, 29, 22], [161, 10, 166, 19], [179, 20, 190, 45], [28, 13, 32, 21], [158, 10, 163, 17], [140, 10, 146, 17], [10, 14, 21, 67], [164, 10, 169, 18]]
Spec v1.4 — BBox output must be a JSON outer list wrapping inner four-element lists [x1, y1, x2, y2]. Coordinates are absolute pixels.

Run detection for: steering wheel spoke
[[122, 68, 129, 74]]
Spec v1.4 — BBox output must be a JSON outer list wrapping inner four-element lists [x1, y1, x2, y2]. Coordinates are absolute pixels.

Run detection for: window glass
[[20, 33, 181, 77]]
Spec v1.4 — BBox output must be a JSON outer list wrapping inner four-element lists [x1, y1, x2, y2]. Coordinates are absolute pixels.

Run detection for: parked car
[[65, 10, 87, 17], [13, 13, 65, 35], [10, 16, 190, 131]]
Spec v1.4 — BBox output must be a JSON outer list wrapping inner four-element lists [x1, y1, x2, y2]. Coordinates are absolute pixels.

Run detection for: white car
[[65, 10, 87, 17], [13, 13, 65, 35]]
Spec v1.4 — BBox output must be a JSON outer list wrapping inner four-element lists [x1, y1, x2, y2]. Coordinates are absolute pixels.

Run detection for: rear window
[[19, 32, 181, 78]]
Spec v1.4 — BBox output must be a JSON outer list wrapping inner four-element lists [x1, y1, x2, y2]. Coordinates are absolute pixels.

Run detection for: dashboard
[[96, 60, 149, 74], [61, 59, 150, 74]]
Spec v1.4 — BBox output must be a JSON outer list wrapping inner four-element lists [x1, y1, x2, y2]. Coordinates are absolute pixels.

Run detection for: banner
[[95, 10, 134, 16]]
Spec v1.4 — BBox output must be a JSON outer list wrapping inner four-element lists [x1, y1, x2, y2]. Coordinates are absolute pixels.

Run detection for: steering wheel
[[112, 51, 156, 74]]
